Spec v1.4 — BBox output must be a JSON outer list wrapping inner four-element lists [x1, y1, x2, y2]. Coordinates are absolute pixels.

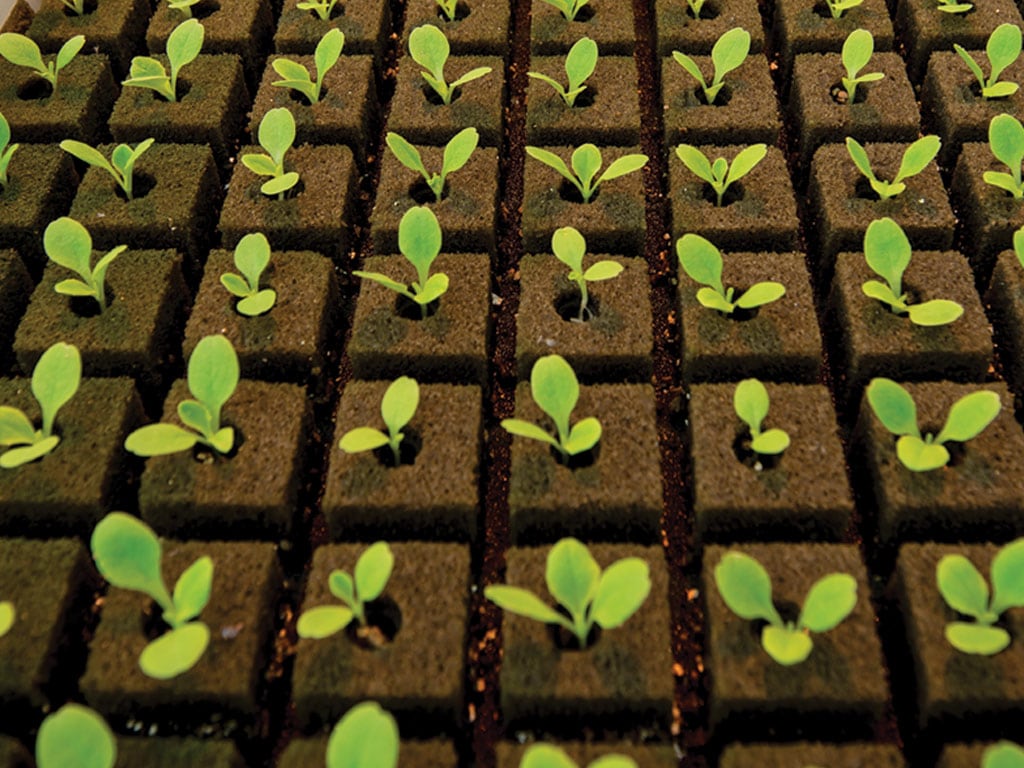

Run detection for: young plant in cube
[[0, 112, 18, 187], [125, 334, 240, 456], [220, 232, 277, 316], [36, 704, 116, 768], [354, 206, 448, 319], [936, 537, 1024, 655], [526, 143, 647, 203], [955, 23, 1022, 99], [538, 0, 590, 21], [675, 143, 766, 206], [298, 0, 340, 20], [92, 512, 214, 678], [0, 601, 12, 637], [840, 29, 884, 103], [165, 0, 205, 19], [984, 113, 1024, 198], [60, 138, 155, 202], [409, 25, 491, 105], [122, 18, 204, 102], [326, 702, 399, 768], [485, 537, 651, 649], [714, 550, 857, 665], [272, 28, 345, 105], [734, 378, 790, 457], [436, 0, 459, 20], [338, 376, 420, 466], [551, 225, 623, 322], [528, 36, 597, 107], [0, 33, 84, 94], [56, 0, 86, 13], [685, 0, 711, 20], [845, 135, 941, 199], [386, 127, 479, 202], [501, 354, 601, 460], [983, 743, 1024, 767], [935, 0, 972, 14], [44, 217, 126, 313], [296, 541, 394, 638], [823, 0, 864, 19], [520, 744, 638, 768], [0, 341, 80, 468], [242, 107, 300, 199], [672, 27, 750, 105], [677, 232, 785, 313], [865, 377, 1001, 472], [860, 217, 963, 326]]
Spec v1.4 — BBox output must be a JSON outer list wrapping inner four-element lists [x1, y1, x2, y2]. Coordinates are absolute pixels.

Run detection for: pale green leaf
[[0, 406, 36, 446], [724, 143, 767, 186], [90, 512, 172, 609], [735, 281, 785, 308], [241, 153, 279, 177], [237, 290, 276, 316], [55, 34, 85, 72], [936, 390, 1001, 444], [500, 418, 559, 447], [441, 127, 479, 176], [169, 556, 213, 626], [734, 378, 769, 433], [36, 704, 116, 768], [234, 232, 271, 289], [297, 605, 354, 638], [894, 135, 941, 184], [546, 537, 601, 619], [166, 18, 204, 73], [386, 132, 429, 179], [0, 33, 46, 73], [761, 624, 814, 665], [338, 426, 390, 453], [552, 226, 586, 274], [258, 107, 296, 168], [799, 573, 857, 632], [989, 113, 1024, 174], [865, 377, 919, 437], [530, 354, 579, 441], [354, 541, 393, 603], [220, 272, 251, 298], [139, 622, 210, 679], [484, 585, 566, 625], [906, 299, 963, 326], [945, 621, 1010, 655], [330, 570, 355, 606], [563, 416, 601, 455], [711, 27, 750, 80], [187, 334, 238, 425], [409, 24, 448, 82], [314, 28, 345, 77], [124, 423, 199, 456], [32, 341, 80, 437], [44, 217, 92, 278], [380, 376, 418, 436], [0, 601, 12, 636], [582, 260, 623, 281], [750, 428, 790, 455], [565, 36, 597, 90], [0, 437, 58, 468], [991, 538, 1024, 614], [261, 172, 299, 196], [677, 233, 724, 293], [896, 434, 950, 471], [326, 702, 399, 768], [988, 23, 1023, 87], [713, 551, 782, 624], [590, 557, 650, 629]]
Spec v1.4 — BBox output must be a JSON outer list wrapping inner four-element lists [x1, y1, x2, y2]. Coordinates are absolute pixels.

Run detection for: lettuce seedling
[[841, 29, 884, 103], [242, 107, 300, 198], [955, 23, 1022, 99], [296, 541, 394, 638], [326, 702, 399, 768], [58, 0, 86, 13], [354, 206, 448, 319], [520, 744, 638, 768], [60, 138, 154, 202], [338, 376, 419, 465], [485, 537, 651, 649], [984, 113, 1024, 198], [675, 143, 766, 206], [125, 334, 240, 456], [298, 0, 340, 20], [386, 127, 478, 201], [538, 0, 589, 21], [526, 144, 648, 203], [36, 704, 116, 768], [551, 225, 622, 322], [935, 0, 972, 14], [0, 112, 18, 187], [866, 377, 1001, 472], [936, 538, 1024, 655], [685, 0, 709, 19], [122, 19, 204, 102], [714, 550, 857, 666], [410, 25, 491, 105], [44, 217, 126, 313], [860, 217, 963, 326], [824, 0, 864, 19], [735, 378, 790, 455], [0, 341, 79, 469], [983, 742, 1024, 768], [220, 232, 276, 316], [91, 512, 213, 679], [0, 33, 84, 94], [437, 0, 459, 20], [166, 0, 204, 18], [528, 36, 597, 107], [672, 27, 750, 105], [677, 233, 785, 313], [272, 28, 344, 105], [845, 135, 941, 199], [0, 601, 12, 637], [501, 354, 601, 459]]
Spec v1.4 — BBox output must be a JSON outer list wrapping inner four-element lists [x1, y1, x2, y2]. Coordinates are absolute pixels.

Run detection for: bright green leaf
[[139, 622, 210, 679]]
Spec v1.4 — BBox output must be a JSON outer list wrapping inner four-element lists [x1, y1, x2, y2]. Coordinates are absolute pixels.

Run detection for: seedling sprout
[[734, 379, 790, 456], [845, 135, 941, 199], [60, 138, 155, 202], [0, 341, 80, 468], [677, 233, 785, 313], [936, 0, 972, 14], [0, 33, 84, 94], [955, 23, 1022, 99], [166, 0, 204, 18], [326, 702, 399, 768], [866, 377, 1001, 472], [36, 704, 116, 768], [58, 0, 86, 13], [242, 107, 300, 198], [122, 18, 204, 102], [983, 742, 1024, 768], [338, 376, 420, 465], [686, 0, 709, 20], [520, 744, 638, 768], [823, 0, 864, 19], [528, 36, 597, 107], [0, 112, 18, 187], [538, 0, 590, 21], [675, 142, 767, 206], [485, 537, 651, 649], [272, 29, 345, 105], [298, 0, 340, 20], [672, 27, 750, 105], [551, 226, 623, 322], [714, 550, 857, 665], [44, 217, 125, 313], [410, 25, 491, 105], [526, 144, 648, 203], [840, 29, 884, 103], [296, 541, 394, 638], [386, 128, 478, 201], [985, 113, 1024, 198], [0, 601, 12, 637], [437, 0, 459, 20], [220, 232, 277, 316]]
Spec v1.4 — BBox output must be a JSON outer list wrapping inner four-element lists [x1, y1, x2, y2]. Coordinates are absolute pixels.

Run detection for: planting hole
[[372, 427, 422, 467], [695, 84, 732, 106], [701, 181, 744, 206], [550, 439, 599, 469], [437, 1, 471, 21], [187, 0, 221, 20], [422, 83, 462, 106], [728, 301, 760, 322], [830, 82, 868, 105], [17, 78, 53, 101], [347, 596, 403, 649], [395, 292, 441, 320], [733, 430, 782, 471], [192, 425, 244, 463], [568, 4, 596, 21], [554, 290, 601, 323], [573, 87, 597, 108], [116, 173, 157, 202], [409, 179, 448, 204], [558, 179, 596, 204], [549, 606, 602, 650], [64, 0, 98, 15], [68, 285, 115, 318]]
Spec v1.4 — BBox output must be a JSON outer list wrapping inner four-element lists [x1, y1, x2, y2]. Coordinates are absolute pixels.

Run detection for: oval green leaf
[[90, 512, 172, 608], [338, 426, 390, 453], [354, 541, 394, 603], [0, 601, 13, 636], [258, 107, 296, 167], [799, 573, 857, 632], [552, 226, 586, 273], [865, 377, 918, 437], [590, 557, 650, 629], [531, 354, 579, 438], [761, 624, 814, 666], [484, 585, 566, 625], [750, 428, 790, 455], [187, 334, 238, 420], [945, 621, 1010, 655], [546, 537, 600, 618], [713, 551, 782, 624], [935, 390, 1001, 444], [906, 299, 963, 326], [124, 423, 199, 456], [169, 555, 213, 626], [734, 378, 769, 433], [32, 341, 80, 437], [991, 538, 1024, 613], [296, 604, 354, 639], [326, 701, 399, 768], [937, 553, 991, 619], [735, 281, 785, 309], [36, 703, 116, 768], [563, 416, 601, 455], [896, 434, 950, 471], [381, 376, 419, 435], [139, 622, 210, 679]]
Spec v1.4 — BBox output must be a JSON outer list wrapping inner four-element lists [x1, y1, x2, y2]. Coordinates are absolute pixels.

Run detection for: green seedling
[[36, 704, 116, 768], [242, 107, 300, 198], [44, 217, 125, 313], [0, 33, 84, 94], [166, 0, 204, 18], [0, 342, 79, 469], [501, 354, 601, 459], [714, 550, 857, 666], [936, 538, 1024, 655], [220, 232, 276, 316], [866, 377, 1001, 472], [860, 217, 963, 326], [956, 23, 1022, 99], [338, 376, 419, 465], [60, 138, 154, 202], [272, 28, 344, 105], [125, 334, 240, 456], [59, 0, 86, 13], [685, 0, 709, 19], [91, 512, 213, 679], [528, 36, 597, 107], [526, 143, 648, 203], [296, 542, 394, 638], [353, 206, 448, 319], [675, 142, 766, 206], [824, 0, 864, 19], [0, 601, 12, 637], [410, 25, 491, 105], [122, 19, 204, 102], [437, 0, 459, 20], [386, 127, 478, 201], [677, 233, 785, 313], [520, 744, 638, 768], [840, 29, 884, 103], [735, 378, 790, 456], [672, 27, 750, 105], [845, 135, 941, 199], [538, 0, 590, 21], [985, 113, 1024, 198], [485, 537, 651, 649], [326, 702, 399, 768], [936, 0, 972, 14], [298, 0, 340, 20], [983, 742, 1024, 768], [551, 226, 623, 322], [0, 112, 17, 187]]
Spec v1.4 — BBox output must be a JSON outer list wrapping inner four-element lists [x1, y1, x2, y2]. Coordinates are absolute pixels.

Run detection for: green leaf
[[187, 334, 238, 427], [991, 538, 1024, 614], [906, 299, 963, 326], [124, 423, 200, 456], [90, 512, 173, 610], [296, 605, 354, 638], [546, 537, 600, 620], [330, 569, 356, 606], [314, 28, 345, 77], [54, 278, 98, 298], [761, 624, 814, 665], [0, 437, 59, 468], [521, 744, 577, 768], [339, 426, 390, 453], [945, 621, 1011, 655], [326, 702, 399, 768], [484, 585, 566, 625], [500, 418, 559, 447], [677, 233, 724, 294], [60, 140, 115, 175], [261, 172, 299, 196], [169, 556, 213, 626], [590, 557, 650, 629], [44, 217, 91, 279], [416, 273, 448, 304], [0, 114, 10, 152], [696, 287, 734, 312], [398, 206, 442, 282], [166, 18, 204, 74], [864, 217, 911, 294], [237, 290, 276, 316], [984, 81, 1020, 98], [936, 390, 1001, 444], [0, 601, 12, 636], [380, 376, 419, 437], [354, 271, 411, 297], [531, 354, 579, 442], [409, 24, 448, 83], [711, 27, 750, 81], [0, 33, 46, 73], [241, 153, 279, 177], [272, 58, 312, 85], [526, 146, 577, 187], [845, 136, 877, 182], [258, 107, 296, 168], [597, 153, 648, 185], [563, 416, 601, 455], [55, 34, 85, 72], [386, 132, 430, 179], [355, 541, 393, 603], [987, 23, 1022, 85], [750, 428, 790, 455], [865, 378, 919, 437], [894, 135, 941, 184], [441, 127, 479, 177], [842, 28, 875, 77], [724, 143, 767, 186], [234, 232, 271, 290], [955, 43, 987, 88], [672, 50, 707, 89], [713, 551, 783, 624], [208, 426, 234, 454], [983, 170, 1023, 197], [139, 622, 210, 679], [735, 281, 785, 309], [220, 272, 251, 298], [734, 378, 770, 434], [989, 113, 1024, 175], [552, 226, 586, 274], [123, 56, 171, 95], [799, 573, 857, 632], [565, 36, 598, 91], [449, 66, 491, 91], [982, 742, 1024, 768], [862, 279, 902, 308], [0, 406, 36, 446], [590, 757, 640, 768], [896, 434, 950, 471], [937, 553, 991, 620], [583, 261, 623, 281], [32, 341, 80, 438], [571, 143, 603, 192], [36, 704, 116, 768]]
